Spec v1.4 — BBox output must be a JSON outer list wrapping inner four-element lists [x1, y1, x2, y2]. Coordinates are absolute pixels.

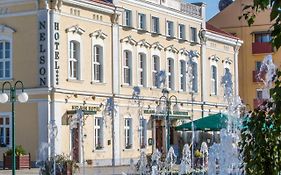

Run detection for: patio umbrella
[[175, 113, 228, 131]]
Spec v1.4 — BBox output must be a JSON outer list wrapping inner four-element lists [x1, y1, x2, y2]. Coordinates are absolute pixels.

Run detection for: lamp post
[[156, 88, 180, 152], [0, 81, 28, 175]]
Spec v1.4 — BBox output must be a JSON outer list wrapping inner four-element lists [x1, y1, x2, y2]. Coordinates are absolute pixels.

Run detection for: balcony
[[253, 99, 267, 109], [252, 70, 265, 82], [180, 3, 202, 18], [252, 42, 273, 54]]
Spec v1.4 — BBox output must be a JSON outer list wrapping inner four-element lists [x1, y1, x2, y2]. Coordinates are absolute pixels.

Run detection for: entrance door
[[71, 124, 80, 162], [155, 120, 164, 153]]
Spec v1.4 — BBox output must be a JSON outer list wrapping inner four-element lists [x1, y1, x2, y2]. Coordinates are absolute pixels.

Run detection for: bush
[[5, 145, 26, 156]]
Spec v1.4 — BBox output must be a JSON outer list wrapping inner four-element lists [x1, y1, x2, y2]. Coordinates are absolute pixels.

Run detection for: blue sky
[[188, 0, 220, 20]]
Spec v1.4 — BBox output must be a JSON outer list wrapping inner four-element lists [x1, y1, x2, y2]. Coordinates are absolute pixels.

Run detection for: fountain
[[151, 149, 162, 175], [163, 147, 177, 174], [179, 144, 192, 175]]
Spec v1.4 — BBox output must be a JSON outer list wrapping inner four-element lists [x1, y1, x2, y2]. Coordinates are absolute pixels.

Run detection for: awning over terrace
[[175, 113, 228, 131]]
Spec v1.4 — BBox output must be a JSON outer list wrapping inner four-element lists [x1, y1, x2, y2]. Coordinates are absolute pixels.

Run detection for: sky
[[188, 0, 220, 20]]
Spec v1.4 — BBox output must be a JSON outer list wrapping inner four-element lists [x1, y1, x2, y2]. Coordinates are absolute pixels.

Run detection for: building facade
[[0, 0, 241, 166], [209, 0, 281, 110]]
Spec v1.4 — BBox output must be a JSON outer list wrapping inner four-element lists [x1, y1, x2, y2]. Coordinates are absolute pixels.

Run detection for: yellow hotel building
[[0, 0, 242, 166], [209, 0, 281, 110]]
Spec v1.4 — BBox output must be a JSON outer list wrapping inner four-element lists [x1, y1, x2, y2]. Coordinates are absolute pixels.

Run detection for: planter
[[3, 153, 31, 169]]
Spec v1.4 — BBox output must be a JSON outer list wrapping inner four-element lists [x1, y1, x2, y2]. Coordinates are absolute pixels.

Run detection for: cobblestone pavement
[[0, 166, 135, 175]]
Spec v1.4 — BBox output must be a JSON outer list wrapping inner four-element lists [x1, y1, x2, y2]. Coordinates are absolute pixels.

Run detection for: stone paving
[[0, 166, 135, 175]]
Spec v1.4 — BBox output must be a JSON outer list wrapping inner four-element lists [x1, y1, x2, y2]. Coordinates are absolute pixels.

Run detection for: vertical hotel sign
[[53, 13, 60, 85], [38, 10, 48, 87]]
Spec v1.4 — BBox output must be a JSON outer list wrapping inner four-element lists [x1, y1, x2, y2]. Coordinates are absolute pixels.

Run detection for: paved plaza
[[0, 166, 134, 175]]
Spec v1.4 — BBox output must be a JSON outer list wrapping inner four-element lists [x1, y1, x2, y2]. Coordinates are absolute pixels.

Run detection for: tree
[[239, 70, 281, 175], [239, 0, 281, 49]]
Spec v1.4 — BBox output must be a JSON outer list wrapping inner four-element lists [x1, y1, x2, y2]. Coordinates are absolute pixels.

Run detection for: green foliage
[[239, 0, 281, 49], [239, 69, 281, 175], [5, 145, 26, 156]]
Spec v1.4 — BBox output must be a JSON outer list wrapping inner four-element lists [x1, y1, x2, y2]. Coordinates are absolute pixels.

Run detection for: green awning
[[175, 113, 228, 131], [66, 110, 97, 115]]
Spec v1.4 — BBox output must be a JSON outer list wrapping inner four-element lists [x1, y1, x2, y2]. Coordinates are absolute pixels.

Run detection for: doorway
[[155, 120, 164, 153], [71, 123, 80, 162]]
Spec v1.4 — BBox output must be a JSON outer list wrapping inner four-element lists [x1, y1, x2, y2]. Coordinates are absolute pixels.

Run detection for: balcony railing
[[252, 70, 265, 82], [252, 42, 273, 54], [253, 99, 267, 109], [180, 3, 202, 18]]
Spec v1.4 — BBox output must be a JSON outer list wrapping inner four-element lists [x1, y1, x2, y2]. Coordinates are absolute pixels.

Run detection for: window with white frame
[[124, 9, 132, 27], [0, 41, 11, 79], [190, 27, 197, 42], [93, 45, 103, 82], [180, 60, 186, 91], [179, 24, 185, 40], [0, 114, 11, 147], [69, 40, 80, 79], [139, 118, 147, 148], [138, 53, 146, 86], [167, 58, 174, 90], [124, 118, 133, 149], [152, 16, 160, 34], [167, 21, 174, 37], [123, 50, 132, 85], [255, 61, 262, 71], [192, 61, 198, 93], [152, 55, 160, 88], [94, 117, 104, 150], [211, 65, 218, 95], [138, 13, 146, 30]]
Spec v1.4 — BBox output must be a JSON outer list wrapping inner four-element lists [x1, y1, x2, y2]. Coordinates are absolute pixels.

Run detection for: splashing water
[[151, 149, 161, 175], [258, 55, 276, 89], [138, 150, 148, 175], [200, 142, 208, 170], [179, 144, 192, 175], [164, 147, 177, 173]]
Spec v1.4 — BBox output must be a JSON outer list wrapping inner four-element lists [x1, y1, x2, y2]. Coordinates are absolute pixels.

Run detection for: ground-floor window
[[0, 114, 11, 147], [124, 118, 132, 149], [140, 118, 147, 148], [94, 117, 104, 150]]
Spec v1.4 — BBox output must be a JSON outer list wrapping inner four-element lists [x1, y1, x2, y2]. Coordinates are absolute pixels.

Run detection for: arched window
[[0, 41, 11, 79], [191, 61, 198, 93], [180, 60, 186, 91], [167, 58, 174, 90], [211, 65, 218, 95], [152, 55, 160, 88], [138, 53, 147, 86], [123, 50, 132, 85], [93, 45, 103, 82], [69, 40, 80, 79]]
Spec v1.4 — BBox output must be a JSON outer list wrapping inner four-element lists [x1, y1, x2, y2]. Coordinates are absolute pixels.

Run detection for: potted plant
[[3, 145, 31, 169], [40, 154, 79, 175]]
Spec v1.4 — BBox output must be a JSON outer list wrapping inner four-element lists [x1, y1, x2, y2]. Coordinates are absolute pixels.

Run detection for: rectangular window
[[124, 51, 132, 85], [256, 89, 263, 99], [0, 114, 11, 147], [179, 24, 185, 40], [255, 33, 271, 43], [152, 16, 160, 34], [140, 119, 147, 148], [167, 21, 174, 37], [139, 53, 146, 86], [94, 117, 104, 150], [93, 45, 103, 82], [152, 56, 160, 87], [190, 27, 197, 42], [167, 58, 174, 90], [69, 41, 80, 79], [124, 118, 132, 149], [0, 41, 11, 79], [192, 62, 198, 93], [255, 61, 262, 71], [138, 13, 146, 30], [211, 66, 218, 95], [180, 60, 186, 91], [125, 9, 132, 27]]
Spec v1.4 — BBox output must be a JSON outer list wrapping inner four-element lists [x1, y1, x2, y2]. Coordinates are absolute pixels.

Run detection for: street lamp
[[0, 81, 28, 175], [156, 88, 180, 152]]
